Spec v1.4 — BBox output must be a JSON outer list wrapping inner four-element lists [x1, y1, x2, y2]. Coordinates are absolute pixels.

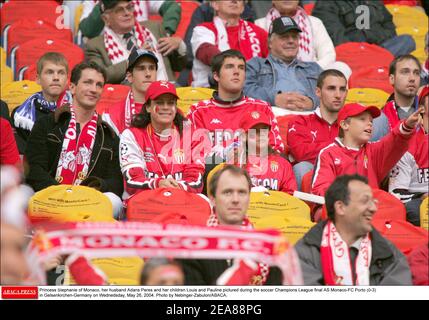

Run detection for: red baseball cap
[[145, 81, 179, 101], [418, 86, 429, 103], [239, 110, 271, 131], [337, 103, 381, 123]]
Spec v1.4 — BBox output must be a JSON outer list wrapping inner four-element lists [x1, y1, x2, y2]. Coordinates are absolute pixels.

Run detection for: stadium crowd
[[0, 0, 428, 287]]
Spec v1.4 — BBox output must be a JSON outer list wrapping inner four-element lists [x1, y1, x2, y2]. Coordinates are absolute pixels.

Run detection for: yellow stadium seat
[[346, 88, 390, 109], [248, 190, 311, 222], [420, 197, 428, 231], [28, 185, 115, 223], [397, 25, 428, 54], [206, 163, 227, 197], [176, 86, 214, 115], [0, 80, 41, 114], [411, 47, 427, 65], [1, 65, 13, 85], [74, 3, 84, 35], [1, 47, 7, 67], [386, 5, 428, 30], [254, 215, 314, 245], [64, 257, 144, 286]]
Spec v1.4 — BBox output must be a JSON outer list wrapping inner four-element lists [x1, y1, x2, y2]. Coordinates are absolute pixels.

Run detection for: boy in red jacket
[[311, 102, 423, 197]]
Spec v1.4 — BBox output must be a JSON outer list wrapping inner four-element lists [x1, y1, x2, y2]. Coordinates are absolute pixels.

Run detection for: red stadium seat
[[1, 1, 60, 33], [372, 219, 428, 256], [383, 0, 417, 5], [13, 38, 84, 80], [348, 66, 393, 94], [372, 189, 407, 221], [7, 19, 73, 55], [276, 114, 297, 155], [126, 188, 212, 225], [301, 170, 314, 194], [97, 84, 130, 114], [22, 64, 37, 82], [303, 3, 315, 15], [335, 42, 394, 73]]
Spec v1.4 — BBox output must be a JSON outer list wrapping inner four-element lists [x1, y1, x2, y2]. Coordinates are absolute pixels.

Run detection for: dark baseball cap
[[100, 0, 131, 13], [127, 48, 158, 72], [269, 16, 302, 36]]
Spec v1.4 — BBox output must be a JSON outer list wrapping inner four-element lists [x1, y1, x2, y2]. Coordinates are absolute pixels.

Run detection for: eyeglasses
[[109, 3, 135, 16]]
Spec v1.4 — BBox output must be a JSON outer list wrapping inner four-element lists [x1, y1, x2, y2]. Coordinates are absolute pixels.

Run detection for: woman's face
[[146, 93, 177, 130]]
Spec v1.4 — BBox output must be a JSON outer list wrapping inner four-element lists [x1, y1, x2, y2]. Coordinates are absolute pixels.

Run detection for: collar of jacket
[[54, 104, 117, 138], [303, 220, 394, 261], [267, 54, 307, 68], [212, 91, 244, 105]]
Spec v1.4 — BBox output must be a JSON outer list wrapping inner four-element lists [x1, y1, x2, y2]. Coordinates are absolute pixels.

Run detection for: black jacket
[[24, 105, 123, 197], [179, 259, 283, 285], [294, 220, 412, 285], [312, 0, 397, 46]]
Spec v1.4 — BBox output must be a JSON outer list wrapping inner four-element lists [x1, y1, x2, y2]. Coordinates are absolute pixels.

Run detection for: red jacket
[[382, 98, 418, 131], [311, 122, 414, 196], [246, 153, 297, 194], [0, 118, 20, 166], [407, 243, 429, 285], [188, 94, 284, 155], [287, 109, 339, 164], [120, 124, 205, 199], [102, 93, 144, 135]]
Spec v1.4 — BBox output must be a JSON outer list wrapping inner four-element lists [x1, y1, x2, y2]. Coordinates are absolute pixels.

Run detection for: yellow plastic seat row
[[420, 197, 428, 231], [386, 5, 428, 30], [176, 86, 214, 115], [1, 65, 13, 85], [0, 80, 41, 114], [346, 88, 390, 109]]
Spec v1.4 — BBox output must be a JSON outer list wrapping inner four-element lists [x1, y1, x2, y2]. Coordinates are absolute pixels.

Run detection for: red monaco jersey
[[120, 124, 205, 199], [246, 153, 297, 194], [188, 95, 284, 156]]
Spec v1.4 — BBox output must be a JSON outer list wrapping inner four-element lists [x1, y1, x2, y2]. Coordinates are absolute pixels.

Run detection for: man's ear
[[334, 200, 346, 218], [209, 195, 216, 208], [389, 74, 395, 86], [69, 82, 76, 96], [213, 71, 220, 84], [36, 73, 41, 86], [315, 86, 321, 99], [101, 12, 109, 26], [126, 71, 133, 84]]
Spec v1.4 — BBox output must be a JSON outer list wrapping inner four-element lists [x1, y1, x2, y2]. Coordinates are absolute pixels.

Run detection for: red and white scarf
[[26, 221, 302, 285], [124, 90, 139, 129], [207, 212, 270, 285], [213, 17, 263, 60], [321, 221, 372, 285], [55, 107, 98, 185], [265, 6, 314, 62]]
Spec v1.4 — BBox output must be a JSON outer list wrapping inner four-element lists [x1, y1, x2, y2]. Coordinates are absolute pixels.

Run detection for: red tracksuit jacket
[[246, 153, 297, 194], [120, 124, 205, 198], [311, 121, 414, 196], [287, 109, 339, 164], [188, 95, 284, 156]]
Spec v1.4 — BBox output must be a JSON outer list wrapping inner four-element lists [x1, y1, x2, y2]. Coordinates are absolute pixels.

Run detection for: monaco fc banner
[[26, 222, 303, 285]]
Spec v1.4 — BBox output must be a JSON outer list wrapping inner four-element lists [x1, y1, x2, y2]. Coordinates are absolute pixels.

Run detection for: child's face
[[343, 112, 374, 145], [37, 62, 68, 100], [246, 123, 271, 155]]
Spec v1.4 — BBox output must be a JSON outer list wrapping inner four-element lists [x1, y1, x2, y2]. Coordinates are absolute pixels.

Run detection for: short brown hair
[[317, 69, 347, 88], [389, 54, 421, 76], [37, 52, 69, 75], [208, 164, 252, 197]]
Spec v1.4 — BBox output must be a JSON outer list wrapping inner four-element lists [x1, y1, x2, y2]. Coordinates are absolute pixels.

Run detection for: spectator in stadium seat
[[287, 69, 347, 190], [179, 165, 283, 285], [24, 62, 124, 219], [85, 0, 186, 84], [190, 0, 268, 87], [188, 49, 284, 162], [383, 55, 422, 132], [312, 0, 416, 57], [295, 174, 413, 285], [311, 102, 423, 198], [119, 80, 205, 198], [12, 52, 71, 154], [79, 0, 181, 39], [236, 111, 297, 194], [389, 86, 428, 226], [103, 49, 158, 135], [244, 16, 322, 111], [255, 0, 336, 69], [140, 258, 185, 286]]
